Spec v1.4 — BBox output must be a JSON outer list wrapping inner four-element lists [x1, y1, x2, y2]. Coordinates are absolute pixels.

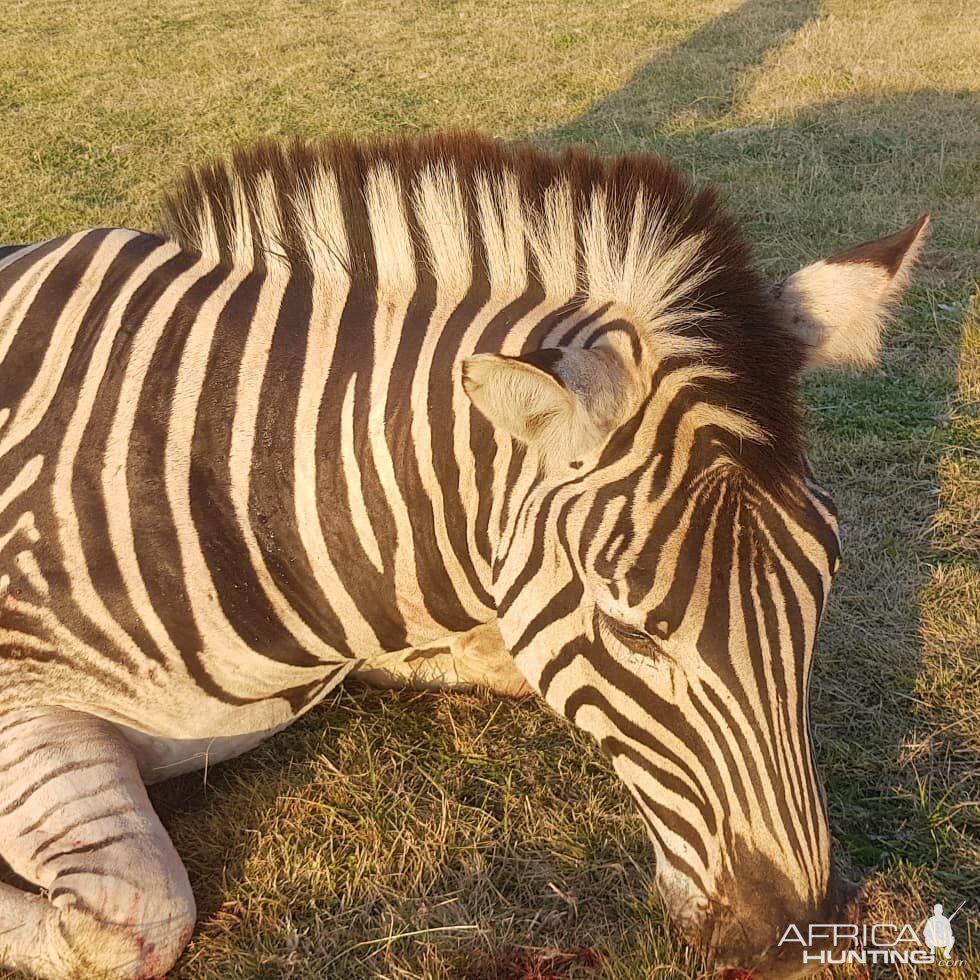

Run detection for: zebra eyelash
[[596, 609, 664, 660]]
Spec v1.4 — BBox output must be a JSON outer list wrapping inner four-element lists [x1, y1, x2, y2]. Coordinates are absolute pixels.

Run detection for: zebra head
[[463, 213, 928, 977]]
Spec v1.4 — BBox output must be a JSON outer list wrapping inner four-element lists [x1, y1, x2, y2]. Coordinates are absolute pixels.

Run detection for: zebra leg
[[351, 621, 533, 696], [0, 708, 195, 980]]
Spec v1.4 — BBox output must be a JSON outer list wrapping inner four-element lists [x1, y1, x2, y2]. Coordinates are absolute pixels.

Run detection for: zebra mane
[[159, 133, 807, 485], [161, 133, 748, 338]]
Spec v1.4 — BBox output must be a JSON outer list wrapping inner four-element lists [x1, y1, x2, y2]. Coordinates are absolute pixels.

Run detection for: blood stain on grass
[[455, 946, 602, 980]]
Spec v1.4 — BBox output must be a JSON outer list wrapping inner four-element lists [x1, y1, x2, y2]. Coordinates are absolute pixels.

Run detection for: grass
[[0, 0, 978, 977]]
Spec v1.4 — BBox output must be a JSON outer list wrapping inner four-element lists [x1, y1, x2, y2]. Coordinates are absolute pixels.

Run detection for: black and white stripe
[[1, 134, 925, 979]]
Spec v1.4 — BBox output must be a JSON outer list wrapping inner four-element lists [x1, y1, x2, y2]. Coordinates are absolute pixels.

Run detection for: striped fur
[[0, 133, 925, 979]]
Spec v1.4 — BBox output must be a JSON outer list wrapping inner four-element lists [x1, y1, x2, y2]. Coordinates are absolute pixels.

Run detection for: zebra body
[[0, 134, 927, 979], [0, 212, 610, 772]]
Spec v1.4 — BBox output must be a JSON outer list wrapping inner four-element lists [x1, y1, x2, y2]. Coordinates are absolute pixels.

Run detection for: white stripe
[[340, 374, 383, 574], [475, 170, 527, 301], [103, 253, 214, 678], [292, 224, 380, 650], [526, 177, 577, 298], [363, 165, 430, 639], [221, 267, 343, 656], [162, 262, 323, 683], [0, 511, 35, 554], [52, 241, 185, 676], [0, 455, 43, 520], [14, 549, 48, 597]]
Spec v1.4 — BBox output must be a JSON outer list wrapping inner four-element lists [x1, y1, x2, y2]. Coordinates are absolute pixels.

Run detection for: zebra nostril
[[721, 969, 754, 980]]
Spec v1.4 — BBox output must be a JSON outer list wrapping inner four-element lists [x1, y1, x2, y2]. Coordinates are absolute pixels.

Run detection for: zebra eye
[[598, 611, 663, 658]]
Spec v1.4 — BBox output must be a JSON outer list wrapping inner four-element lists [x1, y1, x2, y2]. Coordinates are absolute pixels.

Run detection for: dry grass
[[0, 0, 977, 978]]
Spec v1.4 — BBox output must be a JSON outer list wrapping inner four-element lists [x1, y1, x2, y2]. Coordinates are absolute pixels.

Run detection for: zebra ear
[[772, 214, 929, 371], [462, 348, 618, 458]]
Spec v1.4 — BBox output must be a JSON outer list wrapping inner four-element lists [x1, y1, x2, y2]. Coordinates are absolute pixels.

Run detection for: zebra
[[0, 133, 927, 979]]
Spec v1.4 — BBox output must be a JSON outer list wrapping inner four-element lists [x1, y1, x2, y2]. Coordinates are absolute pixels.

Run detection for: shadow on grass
[[539, 0, 822, 146], [150, 688, 663, 978]]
